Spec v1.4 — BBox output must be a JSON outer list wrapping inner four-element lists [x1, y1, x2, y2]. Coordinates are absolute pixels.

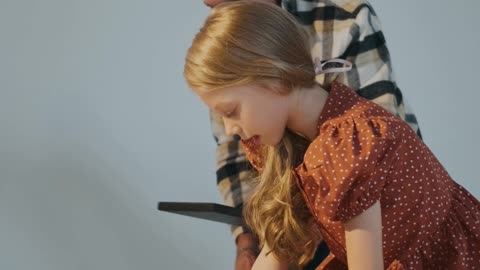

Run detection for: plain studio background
[[0, 0, 478, 269]]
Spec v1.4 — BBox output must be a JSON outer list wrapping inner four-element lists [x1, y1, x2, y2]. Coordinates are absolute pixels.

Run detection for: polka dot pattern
[[242, 82, 480, 269]]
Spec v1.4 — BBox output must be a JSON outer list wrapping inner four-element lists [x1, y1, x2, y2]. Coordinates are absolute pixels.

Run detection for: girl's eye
[[225, 107, 236, 118]]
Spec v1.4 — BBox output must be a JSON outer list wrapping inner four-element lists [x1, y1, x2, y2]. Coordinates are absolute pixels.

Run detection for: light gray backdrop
[[0, 0, 478, 269]]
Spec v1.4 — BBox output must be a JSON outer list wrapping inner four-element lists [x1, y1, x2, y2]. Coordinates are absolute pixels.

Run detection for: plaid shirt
[[210, 0, 422, 239]]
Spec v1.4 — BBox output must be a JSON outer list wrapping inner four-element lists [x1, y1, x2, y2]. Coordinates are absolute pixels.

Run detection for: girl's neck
[[286, 84, 329, 141]]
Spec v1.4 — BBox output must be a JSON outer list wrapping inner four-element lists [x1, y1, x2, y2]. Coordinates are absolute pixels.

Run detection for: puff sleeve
[[299, 117, 397, 222]]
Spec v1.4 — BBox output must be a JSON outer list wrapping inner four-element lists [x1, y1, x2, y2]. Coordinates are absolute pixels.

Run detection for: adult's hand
[[235, 233, 260, 270]]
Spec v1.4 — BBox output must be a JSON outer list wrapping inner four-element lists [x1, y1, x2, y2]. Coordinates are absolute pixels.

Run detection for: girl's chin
[[242, 135, 283, 147], [261, 136, 283, 147]]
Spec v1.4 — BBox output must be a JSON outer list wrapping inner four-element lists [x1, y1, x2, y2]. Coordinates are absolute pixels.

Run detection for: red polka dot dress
[[241, 81, 480, 269]]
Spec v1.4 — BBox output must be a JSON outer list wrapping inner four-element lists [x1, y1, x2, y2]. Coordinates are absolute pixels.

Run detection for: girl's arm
[[344, 200, 384, 270], [251, 243, 289, 270]]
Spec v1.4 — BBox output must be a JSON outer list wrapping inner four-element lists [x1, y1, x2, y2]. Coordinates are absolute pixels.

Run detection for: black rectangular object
[[158, 202, 243, 225]]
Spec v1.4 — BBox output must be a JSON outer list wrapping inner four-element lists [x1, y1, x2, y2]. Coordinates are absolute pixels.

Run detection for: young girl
[[184, 1, 480, 269]]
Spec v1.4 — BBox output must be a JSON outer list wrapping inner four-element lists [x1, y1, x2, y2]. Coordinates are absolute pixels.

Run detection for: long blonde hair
[[184, 1, 318, 265]]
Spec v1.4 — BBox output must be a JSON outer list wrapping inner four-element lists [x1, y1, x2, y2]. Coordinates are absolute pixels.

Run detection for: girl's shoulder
[[301, 115, 399, 169]]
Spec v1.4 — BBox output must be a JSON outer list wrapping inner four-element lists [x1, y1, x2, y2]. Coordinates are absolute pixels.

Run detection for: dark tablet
[[157, 202, 243, 225]]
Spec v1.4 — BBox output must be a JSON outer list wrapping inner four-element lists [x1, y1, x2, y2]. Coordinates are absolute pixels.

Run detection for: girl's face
[[198, 83, 291, 146]]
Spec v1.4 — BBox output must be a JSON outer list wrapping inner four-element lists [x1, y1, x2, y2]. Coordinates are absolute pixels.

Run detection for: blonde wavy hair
[[184, 1, 319, 266]]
